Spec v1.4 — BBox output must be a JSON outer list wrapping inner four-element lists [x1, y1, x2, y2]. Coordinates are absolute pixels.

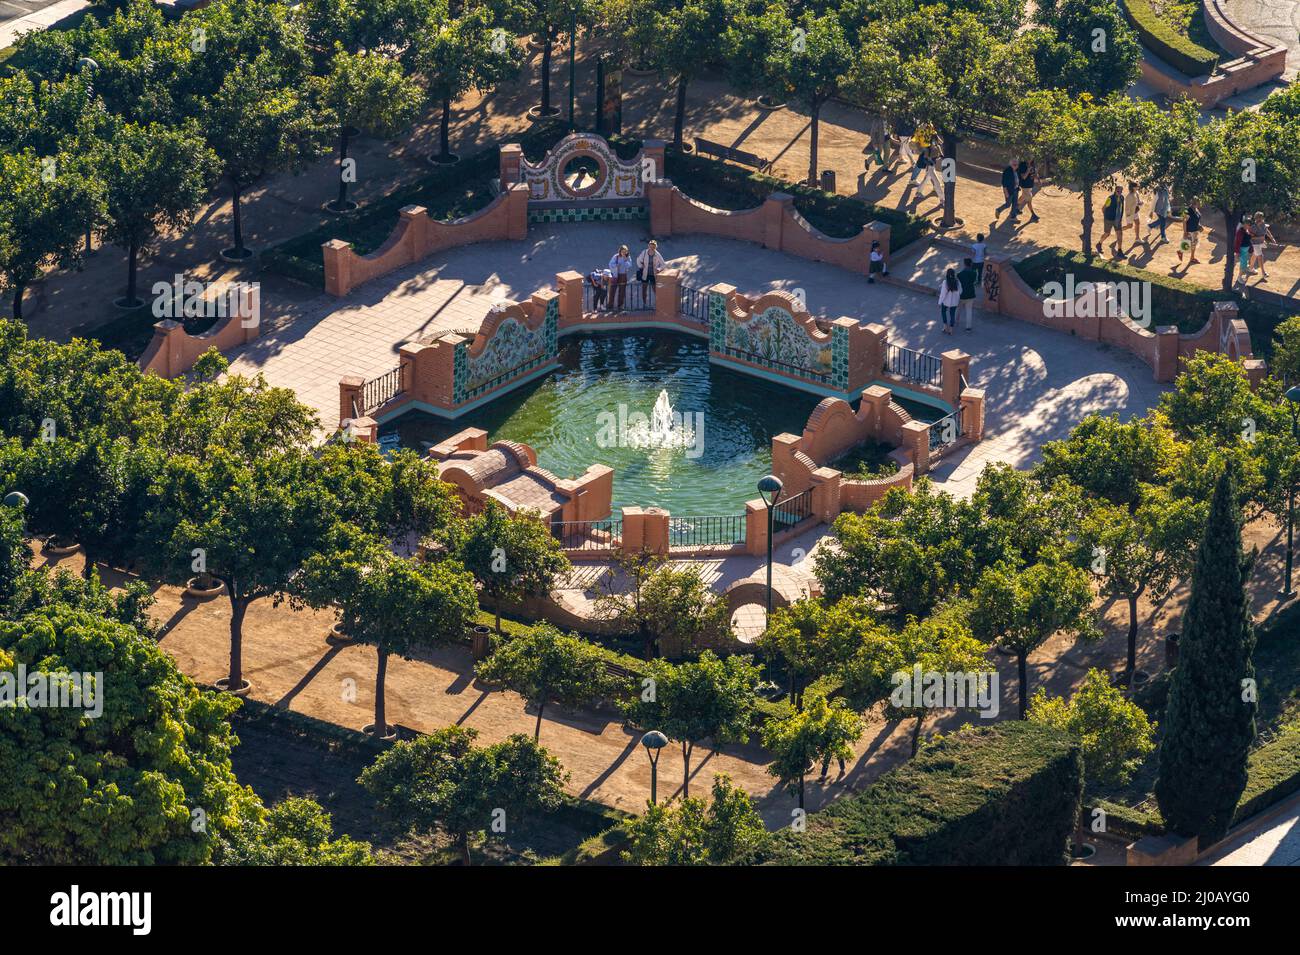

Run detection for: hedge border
[[1121, 0, 1221, 77]]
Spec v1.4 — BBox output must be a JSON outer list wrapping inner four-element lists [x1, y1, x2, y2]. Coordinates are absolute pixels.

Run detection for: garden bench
[[693, 138, 773, 173]]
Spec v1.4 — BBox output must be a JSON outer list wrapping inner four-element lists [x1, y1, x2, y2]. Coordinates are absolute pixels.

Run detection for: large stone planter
[[43, 536, 81, 556]]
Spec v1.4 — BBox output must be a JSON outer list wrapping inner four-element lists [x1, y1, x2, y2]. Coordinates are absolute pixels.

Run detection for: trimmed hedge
[[1121, 0, 1221, 77], [1013, 246, 1295, 352], [664, 149, 930, 250], [1233, 722, 1300, 824], [755, 722, 1083, 865]]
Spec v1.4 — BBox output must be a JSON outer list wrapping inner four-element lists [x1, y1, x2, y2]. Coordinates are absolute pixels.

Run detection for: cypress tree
[[1154, 460, 1256, 847]]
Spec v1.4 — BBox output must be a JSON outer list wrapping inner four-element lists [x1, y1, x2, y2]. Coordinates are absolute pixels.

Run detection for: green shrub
[[1090, 798, 1165, 838], [1013, 246, 1294, 351], [1120, 0, 1221, 77], [1233, 721, 1300, 825], [664, 149, 929, 249], [755, 722, 1083, 865]]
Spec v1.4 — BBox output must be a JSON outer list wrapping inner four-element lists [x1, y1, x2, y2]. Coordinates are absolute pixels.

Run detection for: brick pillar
[[555, 270, 584, 323], [323, 239, 353, 297], [642, 507, 670, 556], [811, 467, 843, 523], [770, 433, 804, 490], [339, 375, 364, 428], [763, 194, 792, 250], [745, 499, 768, 557], [648, 179, 674, 237], [902, 419, 930, 475], [860, 385, 891, 438], [499, 143, 522, 185], [866, 220, 892, 265], [1213, 300, 1240, 343], [397, 205, 430, 260], [1243, 359, 1267, 390], [641, 139, 666, 183], [505, 183, 530, 240], [656, 269, 681, 323], [1154, 325, 1180, 383], [345, 416, 378, 444], [960, 387, 986, 441], [620, 506, 646, 555], [940, 350, 971, 408]]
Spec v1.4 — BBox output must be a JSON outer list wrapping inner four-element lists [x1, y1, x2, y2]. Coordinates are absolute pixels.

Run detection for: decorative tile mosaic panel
[[452, 299, 559, 404], [720, 305, 833, 381], [519, 133, 647, 202], [528, 206, 647, 223]]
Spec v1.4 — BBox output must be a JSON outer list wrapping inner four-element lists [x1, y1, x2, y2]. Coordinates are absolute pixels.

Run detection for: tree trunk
[[230, 180, 245, 257], [1017, 650, 1029, 720], [1222, 207, 1240, 292], [460, 831, 472, 866], [228, 591, 248, 691], [494, 597, 502, 638], [541, 32, 553, 114], [797, 774, 805, 809], [11, 280, 25, 321], [1126, 593, 1139, 676], [335, 127, 351, 210], [941, 132, 959, 227], [1081, 184, 1095, 258], [439, 96, 453, 159], [125, 241, 139, 306], [911, 714, 924, 756], [673, 77, 687, 149], [808, 100, 821, 185], [534, 700, 544, 742], [374, 646, 388, 736], [681, 740, 692, 798]]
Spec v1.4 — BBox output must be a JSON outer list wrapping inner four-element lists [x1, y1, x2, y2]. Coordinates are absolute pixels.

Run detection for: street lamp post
[[640, 730, 668, 804], [77, 58, 99, 259], [1281, 386, 1300, 599], [758, 475, 784, 619]]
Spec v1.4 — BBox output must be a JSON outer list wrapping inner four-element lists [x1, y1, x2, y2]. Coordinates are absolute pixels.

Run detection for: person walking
[[939, 268, 961, 334], [1233, 221, 1252, 286], [923, 145, 945, 200], [1018, 159, 1040, 223], [957, 257, 979, 331], [608, 244, 633, 309], [971, 232, 987, 282], [998, 159, 1020, 218], [1176, 199, 1204, 266], [1247, 211, 1278, 281], [865, 114, 887, 168], [636, 239, 666, 303], [1123, 182, 1143, 253], [1097, 185, 1124, 255], [1149, 183, 1171, 244]]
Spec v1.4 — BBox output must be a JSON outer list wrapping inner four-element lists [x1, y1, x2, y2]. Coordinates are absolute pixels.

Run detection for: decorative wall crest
[[519, 133, 646, 203]]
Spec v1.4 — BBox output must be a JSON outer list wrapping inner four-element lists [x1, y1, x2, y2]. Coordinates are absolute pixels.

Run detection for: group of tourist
[[937, 234, 986, 335], [586, 240, 667, 311], [997, 158, 1041, 223]]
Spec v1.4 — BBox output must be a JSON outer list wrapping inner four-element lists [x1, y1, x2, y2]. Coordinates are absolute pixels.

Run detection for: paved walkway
[[0, 0, 85, 49], [1224, 0, 1300, 81], [226, 222, 1164, 500], [1201, 791, 1300, 865]]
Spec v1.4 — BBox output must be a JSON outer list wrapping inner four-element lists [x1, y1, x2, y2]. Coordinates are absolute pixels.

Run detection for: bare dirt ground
[[32, 511, 1293, 833]]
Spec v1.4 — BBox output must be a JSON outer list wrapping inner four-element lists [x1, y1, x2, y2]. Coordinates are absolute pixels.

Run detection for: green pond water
[[387, 330, 949, 514], [387, 331, 834, 514]]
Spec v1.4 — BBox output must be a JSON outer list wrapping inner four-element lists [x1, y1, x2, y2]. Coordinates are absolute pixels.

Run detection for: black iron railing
[[772, 488, 814, 531], [720, 346, 830, 383], [929, 406, 965, 451], [668, 515, 747, 549], [679, 283, 709, 324], [361, 365, 403, 414], [884, 343, 942, 387], [583, 276, 656, 313], [552, 519, 623, 552]]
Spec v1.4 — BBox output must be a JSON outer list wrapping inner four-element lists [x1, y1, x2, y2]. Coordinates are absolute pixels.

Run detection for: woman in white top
[[636, 240, 666, 288], [938, 268, 961, 334]]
